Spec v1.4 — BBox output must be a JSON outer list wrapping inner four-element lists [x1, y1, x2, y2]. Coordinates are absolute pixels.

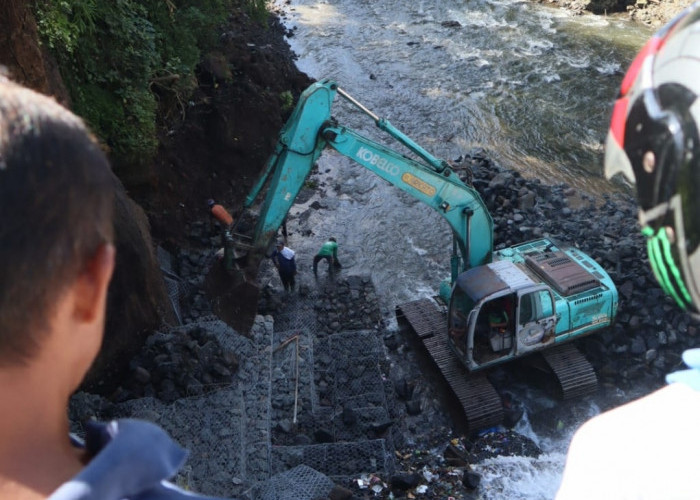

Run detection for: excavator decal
[[402, 173, 436, 196]]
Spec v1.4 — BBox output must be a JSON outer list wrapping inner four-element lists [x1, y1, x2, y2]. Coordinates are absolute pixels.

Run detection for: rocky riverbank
[[535, 0, 695, 26], [69, 143, 700, 499]]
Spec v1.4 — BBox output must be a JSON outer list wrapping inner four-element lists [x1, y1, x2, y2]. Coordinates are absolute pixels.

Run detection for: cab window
[[449, 287, 474, 329], [519, 290, 554, 324]]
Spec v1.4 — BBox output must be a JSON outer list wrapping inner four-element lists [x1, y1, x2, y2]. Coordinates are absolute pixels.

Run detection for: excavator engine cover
[[524, 251, 600, 297]]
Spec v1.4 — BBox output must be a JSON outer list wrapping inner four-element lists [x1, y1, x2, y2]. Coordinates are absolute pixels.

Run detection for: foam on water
[[596, 60, 622, 75], [474, 453, 568, 499]]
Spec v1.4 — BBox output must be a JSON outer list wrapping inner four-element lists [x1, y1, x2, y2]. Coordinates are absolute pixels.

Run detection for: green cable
[[642, 226, 663, 286], [646, 236, 666, 293], [650, 235, 684, 307], [643, 226, 691, 310], [658, 227, 693, 305]]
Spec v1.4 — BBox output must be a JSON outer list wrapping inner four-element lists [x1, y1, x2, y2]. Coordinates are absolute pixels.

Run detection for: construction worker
[[271, 240, 297, 292], [0, 77, 231, 499], [207, 199, 235, 271], [557, 5, 700, 498], [208, 198, 234, 227], [313, 236, 341, 275]]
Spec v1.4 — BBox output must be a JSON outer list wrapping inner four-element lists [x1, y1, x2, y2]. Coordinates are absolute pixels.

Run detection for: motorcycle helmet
[[605, 2, 700, 312]]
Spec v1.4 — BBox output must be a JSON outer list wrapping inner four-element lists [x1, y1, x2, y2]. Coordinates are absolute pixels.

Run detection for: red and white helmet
[[605, 2, 700, 312]]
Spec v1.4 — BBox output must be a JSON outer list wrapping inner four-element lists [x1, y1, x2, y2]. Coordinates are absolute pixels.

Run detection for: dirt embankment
[[129, 6, 312, 253], [1, 1, 311, 254]]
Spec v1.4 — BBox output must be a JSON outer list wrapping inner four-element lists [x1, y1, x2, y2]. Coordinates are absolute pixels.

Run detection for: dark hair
[[329, 237, 336, 242], [0, 78, 115, 366]]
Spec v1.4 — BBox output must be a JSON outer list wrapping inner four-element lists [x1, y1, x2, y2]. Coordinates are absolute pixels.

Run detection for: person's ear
[[73, 243, 116, 323]]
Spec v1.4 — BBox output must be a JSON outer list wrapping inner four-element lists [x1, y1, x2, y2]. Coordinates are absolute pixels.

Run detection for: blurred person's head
[[605, 3, 700, 313], [0, 76, 115, 369]]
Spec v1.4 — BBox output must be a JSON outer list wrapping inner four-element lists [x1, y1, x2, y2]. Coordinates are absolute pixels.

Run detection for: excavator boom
[[242, 78, 493, 281]]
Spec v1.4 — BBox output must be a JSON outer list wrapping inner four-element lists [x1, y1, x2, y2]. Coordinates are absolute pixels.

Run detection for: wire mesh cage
[[100, 273, 398, 497], [246, 465, 335, 500]]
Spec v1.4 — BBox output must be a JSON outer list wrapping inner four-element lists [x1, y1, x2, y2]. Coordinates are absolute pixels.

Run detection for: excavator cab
[[447, 261, 561, 371]]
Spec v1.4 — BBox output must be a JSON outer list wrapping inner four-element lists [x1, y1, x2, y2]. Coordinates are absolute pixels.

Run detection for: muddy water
[[272, 0, 654, 497]]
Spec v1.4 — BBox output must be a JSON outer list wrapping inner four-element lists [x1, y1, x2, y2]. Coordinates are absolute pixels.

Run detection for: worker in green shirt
[[313, 237, 341, 275]]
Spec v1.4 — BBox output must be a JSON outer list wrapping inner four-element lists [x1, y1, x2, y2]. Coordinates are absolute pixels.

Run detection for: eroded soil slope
[[129, 6, 312, 253]]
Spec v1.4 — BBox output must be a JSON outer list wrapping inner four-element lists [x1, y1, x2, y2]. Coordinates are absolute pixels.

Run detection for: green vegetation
[[246, 0, 269, 24], [279, 90, 293, 114], [33, 0, 269, 171]]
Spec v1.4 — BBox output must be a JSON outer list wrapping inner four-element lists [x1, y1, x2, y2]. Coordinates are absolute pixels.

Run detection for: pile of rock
[[114, 325, 240, 403], [456, 148, 700, 394], [312, 275, 384, 333]]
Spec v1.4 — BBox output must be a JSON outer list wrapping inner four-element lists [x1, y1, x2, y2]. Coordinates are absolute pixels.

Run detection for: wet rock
[[394, 378, 415, 401], [630, 337, 647, 355], [488, 171, 514, 189], [342, 407, 357, 426], [645, 349, 658, 363], [444, 443, 470, 467], [468, 429, 541, 460], [368, 420, 393, 435], [277, 419, 294, 434], [314, 429, 334, 443], [384, 332, 399, 351], [390, 472, 421, 490], [406, 399, 422, 415], [503, 404, 524, 428], [463, 470, 481, 490]]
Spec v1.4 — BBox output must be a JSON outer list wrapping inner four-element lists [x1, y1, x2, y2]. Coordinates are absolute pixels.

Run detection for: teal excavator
[[228, 78, 618, 431]]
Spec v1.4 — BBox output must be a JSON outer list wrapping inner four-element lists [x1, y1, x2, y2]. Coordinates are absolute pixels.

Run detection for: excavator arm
[[241, 78, 493, 283]]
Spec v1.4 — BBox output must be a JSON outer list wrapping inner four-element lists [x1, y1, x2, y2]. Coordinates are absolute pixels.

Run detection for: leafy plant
[[279, 90, 293, 113], [34, 0, 98, 53], [245, 0, 268, 24], [33, 0, 269, 173]]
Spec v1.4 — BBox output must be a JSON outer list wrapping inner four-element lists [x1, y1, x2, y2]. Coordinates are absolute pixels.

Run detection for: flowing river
[[272, 0, 655, 497]]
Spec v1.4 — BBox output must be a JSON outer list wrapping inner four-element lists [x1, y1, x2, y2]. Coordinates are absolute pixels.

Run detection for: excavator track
[[540, 342, 598, 400], [396, 298, 504, 433]]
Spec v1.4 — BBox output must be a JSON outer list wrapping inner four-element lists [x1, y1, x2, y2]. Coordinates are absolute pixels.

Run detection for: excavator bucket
[[203, 258, 261, 335]]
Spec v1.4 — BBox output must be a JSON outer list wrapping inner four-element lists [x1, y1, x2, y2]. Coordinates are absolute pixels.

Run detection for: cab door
[[516, 287, 556, 354]]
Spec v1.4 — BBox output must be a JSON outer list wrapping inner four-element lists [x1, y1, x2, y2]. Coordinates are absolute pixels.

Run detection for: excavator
[[226, 78, 619, 432]]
